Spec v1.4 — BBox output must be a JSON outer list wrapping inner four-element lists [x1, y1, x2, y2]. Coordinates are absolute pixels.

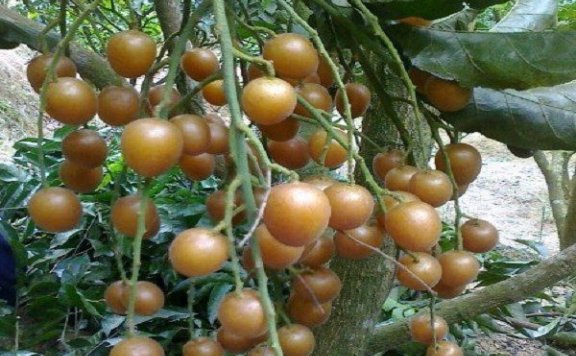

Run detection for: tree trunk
[[313, 50, 431, 354], [0, 5, 120, 89]]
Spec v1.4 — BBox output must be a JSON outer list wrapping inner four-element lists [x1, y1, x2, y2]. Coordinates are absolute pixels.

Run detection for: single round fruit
[[169, 114, 211, 155], [121, 118, 184, 177], [203, 80, 227, 106], [206, 190, 244, 224], [45, 78, 97, 125], [298, 232, 335, 267], [242, 77, 297, 125], [372, 149, 405, 182], [98, 86, 139, 126], [334, 224, 384, 259], [317, 55, 334, 88], [396, 253, 442, 291], [179, 153, 215, 181], [308, 129, 348, 169], [292, 266, 342, 303], [216, 327, 266, 353], [461, 218, 499, 253], [385, 201, 442, 252], [27, 54, 77, 93], [182, 337, 224, 356], [169, 228, 228, 277], [263, 33, 318, 80], [409, 170, 453, 207], [254, 225, 304, 270], [294, 83, 332, 118], [147, 85, 181, 114], [205, 115, 230, 154], [408, 67, 431, 94], [434, 143, 482, 186], [111, 194, 160, 239], [107, 30, 157, 78], [438, 251, 480, 287], [398, 17, 432, 27], [384, 165, 419, 191], [278, 324, 316, 356], [375, 191, 420, 231], [409, 313, 448, 345], [324, 183, 375, 230], [425, 77, 472, 112], [110, 336, 164, 356], [267, 136, 310, 169], [217, 289, 267, 337], [335, 83, 371, 118], [104, 280, 127, 314], [433, 281, 466, 299], [62, 129, 107, 168], [259, 116, 300, 142], [121, 281, 165, 316], [59, 160, 103, 193], [181, 48, 219, 81], [287, 294, 332, 328], [301, 175, 336, 191], [27, 187, 82, 232], [426, 341, 464, 356], [241, 246, 256, 272], [263, 182, 331, 247]]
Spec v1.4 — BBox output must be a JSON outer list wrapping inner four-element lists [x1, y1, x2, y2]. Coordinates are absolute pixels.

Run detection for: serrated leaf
[[364, 0, 509, 20], [396, 27, 576, 89], [443, 83, 576, 150], [527, 318, 561, 338], [207, 283, 233, 324], [490, 0, 557, 33]]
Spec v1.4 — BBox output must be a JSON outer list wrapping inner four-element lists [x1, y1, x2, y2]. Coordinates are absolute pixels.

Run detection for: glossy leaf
[[443, 83, 576, 150], [397, 28, 576, 89]]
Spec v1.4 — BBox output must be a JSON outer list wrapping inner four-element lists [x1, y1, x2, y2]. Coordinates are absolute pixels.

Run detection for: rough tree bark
[[0, 5, 120, 89], [153, 0, 182, 42]]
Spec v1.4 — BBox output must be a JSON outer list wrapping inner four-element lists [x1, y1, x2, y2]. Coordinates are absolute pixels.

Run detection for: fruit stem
[[156, 0, 211, 119], [222, 177, 244, 293], [110, 163, 129, 283], [214, 1, 282, 353], [34, 0, 103, 188], [296, 95, 388, 218], [340, 230, 438, 296], [429, 296, 438, 347], [187, 278, 197, 339], [232, 47, 275, 77], [125, 179, 150, 336], [277, 0, 356, 184], [426, 116, 464, 250], [169, 72, 222, 116]]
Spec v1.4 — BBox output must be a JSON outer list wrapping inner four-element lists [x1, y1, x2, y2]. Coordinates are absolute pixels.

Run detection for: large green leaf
[[396, 27, 576, 90], [490, 0, 557, 32], [363, 0, 509, 20], [442, 82, 576, 150]]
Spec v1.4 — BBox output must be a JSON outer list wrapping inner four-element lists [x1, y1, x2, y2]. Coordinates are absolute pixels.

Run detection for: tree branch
[[368, 223, 576, 352], [0, 5, 121, 89]]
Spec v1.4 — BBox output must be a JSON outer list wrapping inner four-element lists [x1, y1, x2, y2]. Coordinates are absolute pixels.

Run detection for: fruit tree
[[1, 0, 576, 355]]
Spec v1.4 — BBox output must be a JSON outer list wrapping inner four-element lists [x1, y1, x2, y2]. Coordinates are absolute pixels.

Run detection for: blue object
[[0, 234, 16, 306]]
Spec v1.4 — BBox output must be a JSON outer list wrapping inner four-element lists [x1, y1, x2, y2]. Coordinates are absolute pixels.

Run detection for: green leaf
[[396, 27, 576, 89], [364, 0, 509, 20], [443, 84, 576, 150], [207, 283, 233, 324]]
